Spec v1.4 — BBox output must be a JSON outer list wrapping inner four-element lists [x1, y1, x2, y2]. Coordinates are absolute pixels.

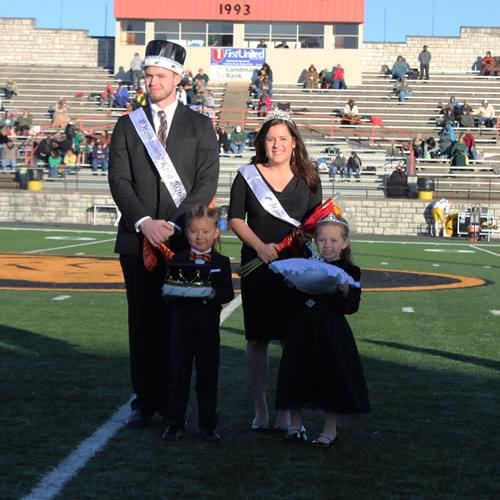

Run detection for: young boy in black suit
[[162, 205, 234, 442]]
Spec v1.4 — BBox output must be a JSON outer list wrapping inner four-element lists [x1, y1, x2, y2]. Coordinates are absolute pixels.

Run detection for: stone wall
[[1, 191, 498, 238], [363, 26, 500, 74], [0, 17, 98, 67]]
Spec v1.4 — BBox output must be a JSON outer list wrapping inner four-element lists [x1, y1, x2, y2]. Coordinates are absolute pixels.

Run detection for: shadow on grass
[[361, 338, 500, 371], [0, 323, 130, 500]]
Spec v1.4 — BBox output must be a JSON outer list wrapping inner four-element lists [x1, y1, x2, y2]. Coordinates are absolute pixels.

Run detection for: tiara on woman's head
[[262, 109, 292, 124]]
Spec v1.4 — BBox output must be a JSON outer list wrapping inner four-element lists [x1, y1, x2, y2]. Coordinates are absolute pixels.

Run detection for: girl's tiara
[[262, 109, 293, 124], [317, 213, 349, 226]]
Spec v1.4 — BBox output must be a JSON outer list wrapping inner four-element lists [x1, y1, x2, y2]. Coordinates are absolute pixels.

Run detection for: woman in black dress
[[228, 111, 322, 430]]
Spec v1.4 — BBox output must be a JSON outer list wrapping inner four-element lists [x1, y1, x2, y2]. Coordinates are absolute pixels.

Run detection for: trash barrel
[[27, 168, 44, 191], [417, 176, 434, 201], [16, 171, 28, 190]]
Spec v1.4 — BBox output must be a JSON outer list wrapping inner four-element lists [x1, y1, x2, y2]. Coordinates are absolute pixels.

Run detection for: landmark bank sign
[[210, 47, 265, 80]]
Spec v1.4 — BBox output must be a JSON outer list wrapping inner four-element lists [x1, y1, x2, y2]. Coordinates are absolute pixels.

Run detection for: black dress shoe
[[200, 429, 221, 443], [162, 425, 185, 441], [126, 409, 150, 429]]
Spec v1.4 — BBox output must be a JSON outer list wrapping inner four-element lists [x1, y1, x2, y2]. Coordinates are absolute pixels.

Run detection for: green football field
[[0, 224, 499, 499]]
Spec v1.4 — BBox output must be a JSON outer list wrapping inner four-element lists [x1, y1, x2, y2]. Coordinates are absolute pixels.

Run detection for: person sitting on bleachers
[[48, 147, 62, 178], [425, 137, 439, 159], [460, 132, 480, 160], [450, 137, 468, 167], [480, 51, 495, 75], [395, 78, 412, 103], [100, 83, 114, 108], [52, 98, 69, 128], [133, 88, 147, 109], [63, 147, 78, 174], [438, 122, 457, 157], [332, 64, 347, 89], [229, 126, 247, 156], [391, 55, 409, 82], [0, 138, 17, 173], [113, 83, 129, 108], [346, 151, 362, 179], [3, 78, 18, 99], [304, 65, 319, 89], [15, 110, 33, 136], [329, 153, 346, 180], [257, 90, 272, 117], [216, 126, 230, 155], [457, 100, 474, 128], [472, 99, 496, 127], [91, 137, 109, 175], [412, 133, 425, 158], [319, 68, 333, 89], [342, 99, 360, 125], [194, 68, 209, 90]]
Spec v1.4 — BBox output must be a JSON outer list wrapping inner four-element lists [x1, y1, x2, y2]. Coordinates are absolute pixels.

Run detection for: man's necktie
[[189, 251, 211, 263], [157, 110, 168, 147]]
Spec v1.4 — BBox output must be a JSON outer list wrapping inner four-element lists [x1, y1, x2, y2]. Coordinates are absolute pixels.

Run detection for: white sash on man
[[129, 107, 187, 208], [239, 164, 300, 227]]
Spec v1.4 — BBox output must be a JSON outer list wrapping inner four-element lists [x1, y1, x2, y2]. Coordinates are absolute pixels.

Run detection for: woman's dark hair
[[250, 118, 320, 192]]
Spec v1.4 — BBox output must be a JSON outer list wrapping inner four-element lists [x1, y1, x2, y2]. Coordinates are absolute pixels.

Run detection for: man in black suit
[[108, 40, 219, 428]]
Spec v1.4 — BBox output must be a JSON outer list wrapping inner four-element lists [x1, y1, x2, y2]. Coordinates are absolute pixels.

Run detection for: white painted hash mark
[[52, 295, 71, 301], [489, 310, 500, 316], [402, 307, 415, 313]]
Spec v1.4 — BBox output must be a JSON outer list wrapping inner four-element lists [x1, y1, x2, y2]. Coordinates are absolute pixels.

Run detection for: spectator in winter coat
[[333, 64, 347, 89], [391, 56, 409, 82], [472, 100, 497, 127], [346, 152, 362, 179]]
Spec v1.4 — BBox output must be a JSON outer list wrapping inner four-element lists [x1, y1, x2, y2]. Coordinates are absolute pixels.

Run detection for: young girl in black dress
[[276, 214, 369, 447]]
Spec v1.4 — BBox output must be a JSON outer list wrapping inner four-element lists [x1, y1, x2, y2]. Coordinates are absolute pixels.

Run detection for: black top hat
[[142, 40, 186, 75]]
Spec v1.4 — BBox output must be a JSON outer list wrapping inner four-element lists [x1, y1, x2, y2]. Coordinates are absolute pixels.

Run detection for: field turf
[[0, 224, 499, 499]]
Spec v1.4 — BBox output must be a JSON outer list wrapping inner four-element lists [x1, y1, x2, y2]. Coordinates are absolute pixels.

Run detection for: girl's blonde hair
[[184, 205, 221, 251], [316, 218, 354, 264]]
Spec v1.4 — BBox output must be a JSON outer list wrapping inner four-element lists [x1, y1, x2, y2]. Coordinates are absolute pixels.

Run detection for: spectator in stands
[[333, 64, 347, 89], [275, 40, 289, 48], [460, 132, 479, 160], [425, 137, 439, 158], [412, 133, 425, 158], [304, 65, 319, 89], [52, 98, 69, 128], [229, 125, 247, 156], [346, 151, 362, 179], [177, 82, 188, 105], [100, 83, 114, 108], [457, 100, 474, 128], [64, 120, 77, 140], [472, 99, 497, 127], [257, 90, 272, 117], [134, 88, 147, 109], [216, 126, 230, 155], [450, 137, 468, 167], [418, 45, 431, 80], [63, 147, 78, 174], [48, 148, 62, 178], [480, 51, 495, 75], [35, 135, 52, 165], [0, 125, 8, 156], [3, 78, 18, 99], [391, 55, 409, 82], [342, 99, 360, 125], [114, 83, 129, 108], [319, 67, 333, 89], [58, 133, 73, 156], [329, 152, 346, 180], [194, 68, 209, 90], [257, 39, 267, 48], [130, 52, 143, 89], [92, 137, 109, 175], [395, 78, 412, 103], [438, 122, 457, 157], [260, 63, 273, 83], [15, 110, 33, 136], [77, 136, 90, 165], [0, 138, 17, 173]]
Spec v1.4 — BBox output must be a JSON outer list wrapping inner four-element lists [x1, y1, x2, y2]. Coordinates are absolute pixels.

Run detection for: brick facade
[[0, 17, 98, 67]]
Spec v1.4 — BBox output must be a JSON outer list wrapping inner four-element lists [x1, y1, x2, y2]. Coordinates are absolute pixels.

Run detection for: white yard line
[[24, 239, 116, 254], [469, 245, 500, 258], [21, 294, 242, 500], [0, 226, 116, 235]]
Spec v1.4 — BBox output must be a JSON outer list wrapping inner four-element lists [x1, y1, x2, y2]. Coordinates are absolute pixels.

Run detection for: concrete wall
[[1, 191, 498, 238], [363, 26, 500, 74], [0, 17, 98, 67]]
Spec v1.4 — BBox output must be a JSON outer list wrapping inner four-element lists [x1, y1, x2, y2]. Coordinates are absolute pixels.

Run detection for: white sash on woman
[[239, 164, 300, 227], [129, 107, 187, 208]]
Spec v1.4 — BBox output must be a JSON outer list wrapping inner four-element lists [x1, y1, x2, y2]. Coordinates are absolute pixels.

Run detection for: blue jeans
[[333, 79, 346, 89], [230, 143, 245, 155], [399, 90, 412, 101], [92, 159, 108, 173], [1, 159, 16, 172]]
